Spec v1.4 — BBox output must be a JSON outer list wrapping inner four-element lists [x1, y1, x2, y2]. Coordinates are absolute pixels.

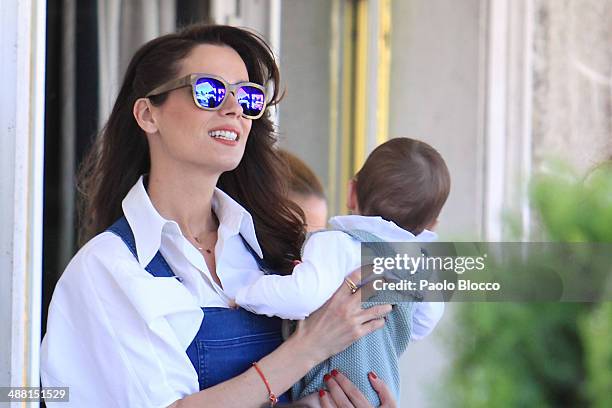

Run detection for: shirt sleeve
[[410, 255, 445, 340], [235, 231, 356, 320], [410, 301, 445, 340], [40, 237, 200, 408]]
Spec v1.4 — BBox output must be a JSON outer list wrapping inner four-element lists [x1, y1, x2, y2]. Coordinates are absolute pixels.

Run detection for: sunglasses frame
[[145, 73, 268, 119]]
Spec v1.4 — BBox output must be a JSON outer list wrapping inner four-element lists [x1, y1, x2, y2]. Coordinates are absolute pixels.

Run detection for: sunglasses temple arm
[[145, 75, 193, 98]]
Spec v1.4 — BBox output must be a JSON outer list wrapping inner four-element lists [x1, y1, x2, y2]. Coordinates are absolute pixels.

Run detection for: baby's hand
[[228, 299, 238, 309]]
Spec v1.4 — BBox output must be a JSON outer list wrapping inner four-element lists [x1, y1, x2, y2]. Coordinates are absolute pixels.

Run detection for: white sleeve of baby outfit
[[410, 301, 445, 340], [235, 231, 356, 320]]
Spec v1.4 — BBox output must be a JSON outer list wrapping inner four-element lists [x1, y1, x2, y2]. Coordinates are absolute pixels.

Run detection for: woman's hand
[[290, 268, 392, 364], [171, 268, 393, 408], [319, 370, 397, 408], [289, 371, 396, 408]]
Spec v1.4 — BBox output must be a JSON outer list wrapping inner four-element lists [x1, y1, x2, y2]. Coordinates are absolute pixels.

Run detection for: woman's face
[[147, 44, 253, 175], [290, 193, 328, 232]]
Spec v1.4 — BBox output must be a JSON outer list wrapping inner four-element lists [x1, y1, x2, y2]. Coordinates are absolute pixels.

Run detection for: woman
[[278, 149, 328, 232], [41, 24, 396, 407]]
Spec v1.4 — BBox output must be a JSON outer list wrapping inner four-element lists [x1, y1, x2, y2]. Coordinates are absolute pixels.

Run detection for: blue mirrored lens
[[194, 77, 226, 108], [236, 86, 265, 117]]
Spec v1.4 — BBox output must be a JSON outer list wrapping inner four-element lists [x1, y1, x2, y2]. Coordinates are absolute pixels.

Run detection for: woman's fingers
[[368, 371, 397, 408], [358, 304, 392, 324], [327, 370, 371, 407], [324, 372, 353, 407], [317, 370, 399, 408], [293, 392, 323, 408], [358, 317, 386, 339], [336, 268, 392, 343], [295, 265, 392, 361], [354, 264, 378, 299], [319, 389, 337, 408], [346, 268, 362, 289]]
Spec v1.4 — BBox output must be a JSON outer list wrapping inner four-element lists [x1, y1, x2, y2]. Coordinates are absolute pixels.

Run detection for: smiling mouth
[[208, 130, 239, 141]]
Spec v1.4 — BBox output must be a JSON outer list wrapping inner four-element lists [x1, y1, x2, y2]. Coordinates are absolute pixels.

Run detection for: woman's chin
[[192, 148, 245, 174], [215, 158, 243, 174]]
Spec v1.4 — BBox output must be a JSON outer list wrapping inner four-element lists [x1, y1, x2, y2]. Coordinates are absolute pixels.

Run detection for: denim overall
[[108, 216, 289, 402]]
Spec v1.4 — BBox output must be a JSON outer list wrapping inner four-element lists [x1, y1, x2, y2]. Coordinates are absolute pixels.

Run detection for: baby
[[234, 137, 451, 405]]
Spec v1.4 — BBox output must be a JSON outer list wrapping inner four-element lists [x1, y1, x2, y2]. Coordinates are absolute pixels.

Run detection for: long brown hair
[[78, 24, 305, 274], [278, 149, 326, 199]]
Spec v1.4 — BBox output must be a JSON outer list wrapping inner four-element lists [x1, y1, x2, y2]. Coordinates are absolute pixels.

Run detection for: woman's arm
[[172, 269, 392, 408]]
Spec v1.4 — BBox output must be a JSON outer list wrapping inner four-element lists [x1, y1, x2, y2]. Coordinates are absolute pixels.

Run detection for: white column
[[483, 0, 534, 241], [268, 0, 282, 127], [0, 0, 46, 403], [483, 0, 509, 241]]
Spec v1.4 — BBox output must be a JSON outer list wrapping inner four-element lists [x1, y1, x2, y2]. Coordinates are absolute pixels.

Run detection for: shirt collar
[[211, 187, 264, 258], [122, 176, 264, 268], [122, 176, 169, 268], [328, 215, 438, 242]]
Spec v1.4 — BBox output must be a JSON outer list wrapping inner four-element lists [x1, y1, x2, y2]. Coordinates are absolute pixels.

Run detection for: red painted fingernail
[[319, 389, 326, 397], [331, 369, 339, 377], [368, 371, 378, 379], [323, 373, 331, 382]]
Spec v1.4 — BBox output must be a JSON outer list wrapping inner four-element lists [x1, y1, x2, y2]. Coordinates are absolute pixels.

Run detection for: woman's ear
[[346, 178, 359, 214], [133, 98, 158, 134]]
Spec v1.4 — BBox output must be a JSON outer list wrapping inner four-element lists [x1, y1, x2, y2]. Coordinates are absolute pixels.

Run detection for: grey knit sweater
[[290, 229, 425, 405]]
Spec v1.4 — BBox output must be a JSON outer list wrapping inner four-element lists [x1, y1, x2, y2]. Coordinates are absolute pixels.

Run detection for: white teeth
[[208, 130, 238, 141]]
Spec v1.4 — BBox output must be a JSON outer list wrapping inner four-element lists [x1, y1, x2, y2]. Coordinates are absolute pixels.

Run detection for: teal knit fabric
[[290, 229, 421, 405]]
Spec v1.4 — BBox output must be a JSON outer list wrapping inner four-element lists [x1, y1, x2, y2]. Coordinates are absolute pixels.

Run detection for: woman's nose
[[220, 91, 244, 117]]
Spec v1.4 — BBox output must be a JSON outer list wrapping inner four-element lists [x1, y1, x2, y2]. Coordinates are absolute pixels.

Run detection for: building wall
[[532, 0, 612, 172], [389, 0, 483, 240], [279, 0, 333, 190], [389, 0, 482, 406], [280, 1, 483, 406]]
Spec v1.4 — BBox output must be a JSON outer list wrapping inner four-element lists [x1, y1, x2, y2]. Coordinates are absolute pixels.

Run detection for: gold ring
[[344, 278, 358, 294]]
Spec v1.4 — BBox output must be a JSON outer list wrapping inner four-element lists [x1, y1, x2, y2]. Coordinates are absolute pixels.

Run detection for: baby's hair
[[278, 149, 326, 200], [355, 137, 450, 235]]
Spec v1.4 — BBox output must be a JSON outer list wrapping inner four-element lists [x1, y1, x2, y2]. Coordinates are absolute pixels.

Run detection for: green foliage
[[445, 303, 590, 407], [531, 161, 612, 242], [443, 162, 612, 407], [580, 302, 612, 408]]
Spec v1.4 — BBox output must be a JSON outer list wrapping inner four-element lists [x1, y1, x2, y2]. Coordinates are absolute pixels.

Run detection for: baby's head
[[348, 138, 450, 235]]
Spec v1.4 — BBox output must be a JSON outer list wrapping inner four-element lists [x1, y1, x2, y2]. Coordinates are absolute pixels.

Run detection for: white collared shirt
[[41, 176, 267, 408], [235, 215, 445, 340]]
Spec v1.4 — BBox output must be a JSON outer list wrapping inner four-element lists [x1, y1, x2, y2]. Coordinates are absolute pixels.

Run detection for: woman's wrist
[[281, 329, 323, 371]]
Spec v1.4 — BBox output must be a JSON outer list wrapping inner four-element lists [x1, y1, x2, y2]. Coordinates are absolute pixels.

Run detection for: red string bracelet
[[252, 362, 278, 407]]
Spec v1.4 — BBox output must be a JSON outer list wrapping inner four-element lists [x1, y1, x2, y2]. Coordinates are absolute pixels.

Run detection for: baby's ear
[[427, 219, 439, 231], [346, 178, 358, 213]]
